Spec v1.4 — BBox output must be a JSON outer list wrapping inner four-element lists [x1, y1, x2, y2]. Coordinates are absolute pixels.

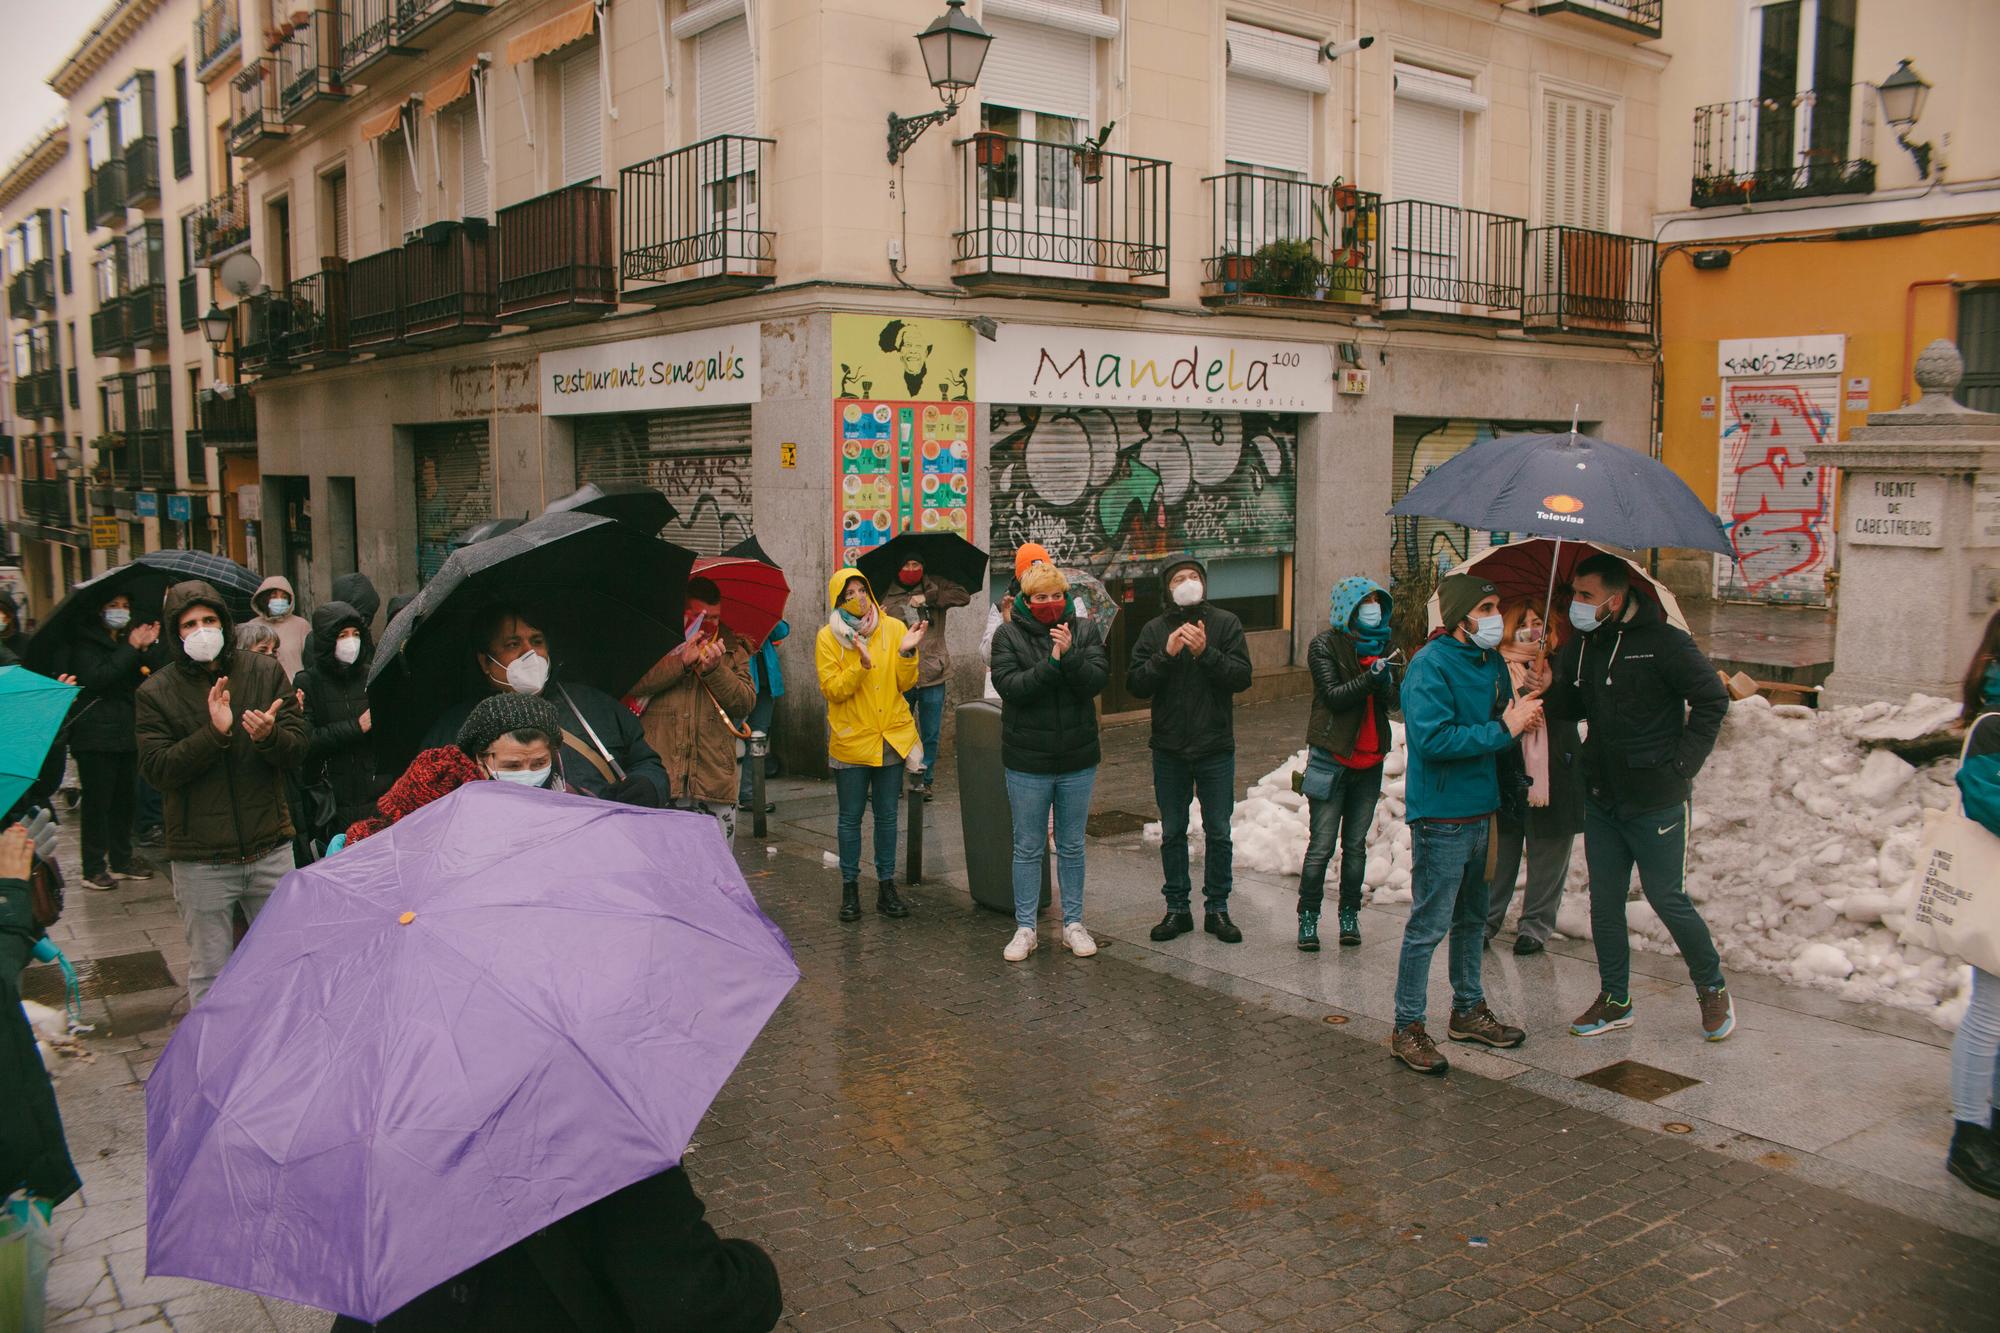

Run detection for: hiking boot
[[1297, 910, 1321, 952], [1512, 935, 1545, 956], [1391, 1022, 1449, 1075], [1149, 910, 1194, 942], [1448, 1003, 1526, 1049], [838, 881, 861, 922], [82, 872, 118, 892], [1003, 927, 1038, 962], [110, 862, 154, 881], [1950, 1122, 2000, 1200], [1061, 922, 1098, 957], [1204, 911, 1243, 944], [1697, 985, 1735, 1041], [876, 880, 908, 918], [1337, 910, 1361, 947], [1570, 992, 1635, 1037]]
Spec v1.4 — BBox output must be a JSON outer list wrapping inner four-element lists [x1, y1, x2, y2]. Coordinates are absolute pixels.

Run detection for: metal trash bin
[[954, 700, 1050, 915]]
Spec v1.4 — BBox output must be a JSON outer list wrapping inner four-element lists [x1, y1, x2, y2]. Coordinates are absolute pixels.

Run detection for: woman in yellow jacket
[[816, 567, 926, 923]]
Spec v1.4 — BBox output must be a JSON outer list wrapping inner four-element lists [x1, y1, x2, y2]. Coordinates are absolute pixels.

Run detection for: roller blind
[[1540, 93, 1613, 230], [695, 15, 756, 138], [457, 104, 488, 219], [395, 139, 421, 237], [560, 43, 603, 184], [329, 172, 349, 258], [1392, 91, 1463, 207], [1225, 71, 1311, 172], [979, 14, 1095, 120]]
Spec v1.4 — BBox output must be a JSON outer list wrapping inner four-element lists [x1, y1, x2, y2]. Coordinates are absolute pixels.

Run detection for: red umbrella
[[1424, 539, 1688, 636], [690, 555, 790, 649]]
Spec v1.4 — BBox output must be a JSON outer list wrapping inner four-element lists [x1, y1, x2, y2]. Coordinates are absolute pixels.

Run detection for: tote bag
[[1899, 720, 2000, 975]]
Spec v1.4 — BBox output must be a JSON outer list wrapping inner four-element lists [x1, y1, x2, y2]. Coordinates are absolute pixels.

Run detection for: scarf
[[1498, 641, 1550, 807], [829, 602, 878, 647], [1346, 621, 1391, 658]]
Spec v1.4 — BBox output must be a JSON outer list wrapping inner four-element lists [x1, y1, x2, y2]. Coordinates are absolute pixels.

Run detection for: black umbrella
[[367, 511, 697, 772], [722, 534, 781, 569], [544, 482, 679, 537], [857, 533, 990, 599], [22, 550, 261, 675], [447, 516, 525, 554]]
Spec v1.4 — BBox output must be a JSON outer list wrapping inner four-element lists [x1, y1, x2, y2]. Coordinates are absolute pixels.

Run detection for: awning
[[424, 58, 479, 112], [506, 1, 597, 65], [359, 101, 411, 142]]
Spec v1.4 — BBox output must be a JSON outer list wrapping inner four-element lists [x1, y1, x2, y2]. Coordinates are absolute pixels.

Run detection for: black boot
[[1204, 911, 1243, 944], [1947, 1121, 2000, 1200], [876, 879, 908, 918], [1149, 910, 1194, 941], [839, 881, 861, 922]]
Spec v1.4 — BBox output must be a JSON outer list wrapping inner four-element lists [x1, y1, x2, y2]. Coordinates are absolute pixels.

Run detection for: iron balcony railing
[[1692, 83, 1878, 207], [1203, 173, 1379, 306], [340, 0, 419, 76], [400, 0, 495, 41], [191, 183, 251, 263], [346, 246, 405, 349], [229, 58, 292, 156], [499, 182, 615, 323], [8, 260, 54, 318], [1375, 200, 1525, 319], [123, 282, 169, 351], [91, 304, 129, 357], [88, 159, 128, 230], [13, 371, 62, 420], [1523, 227, 1656, 337], [287, 265, 350, 362], [620, 136, 775, 292], [237, 291, 287, 373], [953, 133, 1170, 290], [21, 479, 70, 527], [122, 135, 161, 208], [404, 221, 498, 343], [199, 388, 256, 444], [1523, 0, 1662, 38], [195, 0, 241, 77], [171, 122, 192, 180], [131, 367, 173, 484], [178, 273, 201, 331], [278, 11, 350, 117]]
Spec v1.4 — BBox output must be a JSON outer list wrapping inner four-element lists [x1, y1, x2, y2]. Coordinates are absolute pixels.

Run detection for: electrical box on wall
[[1338, 368, 1371, 396]]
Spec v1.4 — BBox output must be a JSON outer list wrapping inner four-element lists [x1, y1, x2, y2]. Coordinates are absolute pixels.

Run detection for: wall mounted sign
[[980, 323, 1333, 411], [539, 323, 761, 416]]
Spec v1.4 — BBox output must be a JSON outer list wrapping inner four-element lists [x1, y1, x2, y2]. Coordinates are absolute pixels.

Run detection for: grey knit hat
[[456, 692, 564, 758]]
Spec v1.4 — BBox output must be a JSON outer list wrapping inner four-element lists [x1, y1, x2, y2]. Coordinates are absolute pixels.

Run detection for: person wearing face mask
[[989, 556, 1110, 963], [816, 569, 925, 922], [250, 575, 311, 678], [877, 558, 971, 802], [630, 578, 757, 842], [1296, 577, 1401, 952], [67, 592, 164, 890], [1389, 573, 1541, 1075], [294, 601, 381, 850], [135, 581, 308, 1006], [1541, 554, 1733, 1043], [1482, 601, 1584, 957], [1125, 556, 1254, 944]]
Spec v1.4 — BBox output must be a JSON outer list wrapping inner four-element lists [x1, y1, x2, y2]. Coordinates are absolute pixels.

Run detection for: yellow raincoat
[[815, 568, 921, 766]]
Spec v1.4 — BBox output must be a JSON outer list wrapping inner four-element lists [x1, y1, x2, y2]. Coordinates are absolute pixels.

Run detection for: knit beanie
[[1436, 573, 1497, 632], [457, 692, 565, 758], [1014, 542, 1052, 581], [1019, 562, 1070, 598]]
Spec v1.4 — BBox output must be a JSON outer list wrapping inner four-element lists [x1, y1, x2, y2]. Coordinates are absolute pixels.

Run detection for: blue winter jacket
[[1401, 632, 1513, 822], [750, 620, 790, 698]]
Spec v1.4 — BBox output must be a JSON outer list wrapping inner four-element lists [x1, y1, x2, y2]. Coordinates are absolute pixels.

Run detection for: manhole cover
[[1085, 810, 1152, 838], [20, 950, 178, 1007], [1576, 1060, 1701, 1103]]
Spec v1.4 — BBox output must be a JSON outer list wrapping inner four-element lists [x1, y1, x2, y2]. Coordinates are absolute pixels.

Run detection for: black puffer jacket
[[296, 601, 379, 836], [1125, 566, 1254, 759], [1305, 628, 1400, 759], [990, 603, 1110, 774], [67, 621, 162, 753]]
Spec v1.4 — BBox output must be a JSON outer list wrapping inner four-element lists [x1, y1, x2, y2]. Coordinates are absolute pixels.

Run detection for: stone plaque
[[1846, 475, 1945, 547], [1972, 474, 2000, 547]]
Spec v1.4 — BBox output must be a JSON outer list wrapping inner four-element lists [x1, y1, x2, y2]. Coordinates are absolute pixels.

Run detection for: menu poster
[[834, 400, 977, 569]]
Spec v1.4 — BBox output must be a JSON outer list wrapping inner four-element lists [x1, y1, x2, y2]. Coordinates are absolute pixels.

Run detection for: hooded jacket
[[1307, 577, 1401, 761], [989, 586, 1110, 774], [296, 601, 380, 835], [814, 569, 920, 766], [330, 571, 382, 631], [632, 622, 757, 807], [67, 599, 163, 753], [878, 573, 971, 690], [1542, 593, 1729, 817], [252, 574, 312, 678], [1400, 631, 1514, 822], [1125, 557, 1253, 759], [134, 581, 308, 862]]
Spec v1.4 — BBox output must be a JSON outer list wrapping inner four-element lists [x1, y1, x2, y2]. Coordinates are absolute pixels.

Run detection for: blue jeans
[[1393, 819, 1492, 1028], [905, 683, 946, 786], [1004, 766, 1095, 928], [737, 689, 776, 806], [1583, 799, 1724, 997], [833, 763, 901, 883], [1950, 966, 2000, 1124], [1298, 762, 1383, 915], [1154, 750, 1235, 912]]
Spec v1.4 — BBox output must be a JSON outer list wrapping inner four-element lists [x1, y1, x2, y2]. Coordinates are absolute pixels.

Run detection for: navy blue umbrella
[[1388, 430, 1734, 557]]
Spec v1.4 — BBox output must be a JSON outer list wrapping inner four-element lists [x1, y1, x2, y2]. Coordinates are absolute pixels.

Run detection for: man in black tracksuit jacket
[[1541, 553, 1734, 1043], [1127, 556, 1255, 943]]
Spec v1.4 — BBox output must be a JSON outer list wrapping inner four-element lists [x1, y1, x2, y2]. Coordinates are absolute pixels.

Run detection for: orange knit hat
[[1013, 542, 1052, 581]]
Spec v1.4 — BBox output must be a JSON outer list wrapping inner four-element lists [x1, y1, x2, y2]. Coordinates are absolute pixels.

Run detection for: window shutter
[[330, 173, 349, 258], [695, 15, 756, 138], [396, 140, 420, 237], [1392, 95, 1463, 207], [458, 104, 488, 219], [1224, 74, 1311, 173], [1541, 93, 1614, 230], [978, 14, 1095, 120], [560, 44, 603, 184]]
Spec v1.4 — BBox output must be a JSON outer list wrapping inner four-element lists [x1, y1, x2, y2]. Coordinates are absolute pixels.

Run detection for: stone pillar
[[1804, 341, 2000, 706]]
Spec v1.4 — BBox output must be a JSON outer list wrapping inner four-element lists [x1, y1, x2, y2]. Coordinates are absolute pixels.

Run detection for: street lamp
[[199, 304, 233, 349], [1875, 59, 1933, 179], [887, 0, 993, 164]]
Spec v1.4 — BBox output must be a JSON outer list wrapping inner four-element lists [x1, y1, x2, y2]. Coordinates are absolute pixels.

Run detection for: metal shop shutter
[[978, 14, 1095, 121], [572, 406, 754, 557], [1714, 374, 1839, 606], [695, 16, 756, 139], [414, 421, 491, 586]]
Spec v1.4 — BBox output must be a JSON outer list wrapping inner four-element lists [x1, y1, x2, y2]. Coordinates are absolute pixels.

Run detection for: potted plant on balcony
[[972, 129, 1008, 168], [1219, 252, 1256, 286], [1073, 121, 1116, 185], [1251, 238, 1317, 299]]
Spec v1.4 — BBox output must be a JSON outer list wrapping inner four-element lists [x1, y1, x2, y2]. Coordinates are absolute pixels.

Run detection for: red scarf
[[1333, 654, 1386, 769]]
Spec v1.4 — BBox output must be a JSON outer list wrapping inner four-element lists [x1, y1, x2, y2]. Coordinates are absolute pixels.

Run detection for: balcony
[[346, 247, 405, 350], [1523, 227, 1656, 339], [953, 133, 1170, 298], [237, 292, 289, 375], [403, 221, 498, 345], [195, 0, 241, 79], [199, 387, 257, 446], [1202, 174, 1379, 315], [277, 11, 352, 120], [122, 283, 169, 351], [122, 135, 161, 208], [91, 304, 131, 357], [1522, 0, 1662, 40], [620, 136, 775, 305], [341, 0, 424, 77], [1692, 84, 1877, 208], [396, 0, 497, 45], [13, 371, 61, 421], [88, 160, 128, 231], [287, 266, 351, 365], [499, 183, 615, 325], [21, 480, 71, 528], [229, 59, 295, 158], [1375, 200, 1525, 322], [191, 183, 251, 264], [8, 260, 53, 318]]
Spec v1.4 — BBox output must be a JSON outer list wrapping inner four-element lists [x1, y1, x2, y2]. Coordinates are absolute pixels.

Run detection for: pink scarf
[[1499, 646, 1550, 807]]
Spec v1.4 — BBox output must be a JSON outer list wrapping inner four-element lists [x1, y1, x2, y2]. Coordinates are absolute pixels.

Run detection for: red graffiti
[[1720, 384, 1834, 595]]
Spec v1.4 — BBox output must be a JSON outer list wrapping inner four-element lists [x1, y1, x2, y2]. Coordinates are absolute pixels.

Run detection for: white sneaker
[[1061, 923, 1098, 957], [1003, 927, 1038, 962]]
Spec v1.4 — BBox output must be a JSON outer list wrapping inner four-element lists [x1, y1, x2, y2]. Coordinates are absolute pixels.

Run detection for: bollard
[[749, 729, 770, 840], [905, 764, 925, 884]]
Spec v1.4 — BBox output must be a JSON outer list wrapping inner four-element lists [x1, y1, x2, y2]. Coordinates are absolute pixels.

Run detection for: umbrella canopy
[[1064, 569, 1121, 629], [1389, 431, 1735, 556], [368, 511, 696, 773], [0, 665, 79, 813], [21, 551, 261, 675], [1424, 540, 1689, 635], [857, 532, 990, 601], [145, 782, 798, 1323], [544, 481, 679, 537], [447, 516, 525, 554], [689, 555, 790, 649], [721, 534, 780, 568]]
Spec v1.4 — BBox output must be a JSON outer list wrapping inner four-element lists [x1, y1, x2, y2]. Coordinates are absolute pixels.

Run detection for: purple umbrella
[[143, 783, 798, 1322]]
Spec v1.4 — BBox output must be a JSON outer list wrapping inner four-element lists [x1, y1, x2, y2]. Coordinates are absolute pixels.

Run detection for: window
[[126, 223, 163, 289], [171, 60, 192, 180], [1392, 65, 1480, 207], [1960, 287, 2000, 414], [1540, 93, 1614, 230], [455, 105, 487, 219], [87, 103, 117, 168], [322, 169, 349, 258], [1748, 0, 1858, 177], [559, 44, 602, 184], [94, 242, 125, 303], [1223, 22, 1318, 175], [267, 197, 291, 289], [117, 73, 157, 146]]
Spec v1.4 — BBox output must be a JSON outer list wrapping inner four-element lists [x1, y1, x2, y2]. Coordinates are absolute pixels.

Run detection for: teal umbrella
[[0, 665, 79, 815]]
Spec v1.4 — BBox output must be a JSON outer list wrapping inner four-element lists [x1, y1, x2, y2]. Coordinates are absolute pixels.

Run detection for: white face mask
[[334, 635, 362, 665], [489, 764, 552, 788], [183, 626, 225, 663], [266, 598, 291, 619], [103, 607, 132, 630], [1170, 578, 1204, 608], [491, 649, 550, 695]]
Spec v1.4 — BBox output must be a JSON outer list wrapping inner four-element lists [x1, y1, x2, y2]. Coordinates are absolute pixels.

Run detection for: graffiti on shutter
[[572, 407, 754, 556], [1390, 418, 1567, 584], [414, 421, 492, 585], [1714, 376, 1836, 604]]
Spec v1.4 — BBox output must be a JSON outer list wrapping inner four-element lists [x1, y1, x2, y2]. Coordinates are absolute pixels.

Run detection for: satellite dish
[[218, 252, 264, 299]]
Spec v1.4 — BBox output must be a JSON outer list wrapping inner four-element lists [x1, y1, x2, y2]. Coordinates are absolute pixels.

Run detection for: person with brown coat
[[632, 577, 756, 842], [878, 558, 970, 799], [135, 581, 307, 1004]]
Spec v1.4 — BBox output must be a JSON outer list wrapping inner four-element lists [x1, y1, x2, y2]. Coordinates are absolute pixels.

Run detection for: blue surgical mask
[[1355, 602, 1383, 629], [489, 764, 552, 788], [1569, 600, 1603, 634], [266, 598, 291, 618], [1469, 614, 1503, 651]]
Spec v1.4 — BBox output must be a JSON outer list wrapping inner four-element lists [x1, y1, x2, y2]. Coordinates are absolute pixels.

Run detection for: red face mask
[[897, 566, 923, 586], [1030, 600, 1065, 625]]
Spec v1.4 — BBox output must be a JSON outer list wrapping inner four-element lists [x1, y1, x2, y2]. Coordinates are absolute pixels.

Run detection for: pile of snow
[[1147, 693, 1976, 1027]]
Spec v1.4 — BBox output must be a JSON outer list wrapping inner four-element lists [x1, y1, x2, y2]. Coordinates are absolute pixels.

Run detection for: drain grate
[[1085, 810, 1153, 839], [20, 949, 179, 1007], [1576, 1060, 1701, 1103]]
